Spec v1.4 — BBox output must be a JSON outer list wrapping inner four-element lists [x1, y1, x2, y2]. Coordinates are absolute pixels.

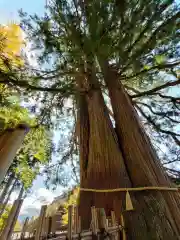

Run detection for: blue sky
[[0, 0, 45, 23]]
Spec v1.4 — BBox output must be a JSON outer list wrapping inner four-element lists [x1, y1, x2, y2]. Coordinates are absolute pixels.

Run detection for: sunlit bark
[[0, 125, 28, 184]]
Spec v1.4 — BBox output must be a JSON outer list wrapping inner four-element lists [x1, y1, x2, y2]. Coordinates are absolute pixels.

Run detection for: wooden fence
[[11, 205, 125, 240]]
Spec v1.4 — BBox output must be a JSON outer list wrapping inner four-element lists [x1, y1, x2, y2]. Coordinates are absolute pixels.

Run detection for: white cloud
[[9, 187, 65, 219], [34, 188, 56, 204]]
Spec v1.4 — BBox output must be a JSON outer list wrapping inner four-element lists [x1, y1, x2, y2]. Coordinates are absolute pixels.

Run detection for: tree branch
[[136, 101, 180, 124], [125, 11, 180, 69], [157, 93, 180, 102], [124, 2, 172, 56], [124, 85, 141, 94], [0, 73, 73, 94], [157, 93, 180, 111], [136, 105, 180, 146], [163, 159, 180, 166], [122, 61, 180, 80], [165, 167, 180, 177], [131, 79, 180, 98]]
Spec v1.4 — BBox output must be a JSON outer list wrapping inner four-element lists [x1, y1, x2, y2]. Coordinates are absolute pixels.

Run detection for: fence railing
[[11, 204, 125, 240]]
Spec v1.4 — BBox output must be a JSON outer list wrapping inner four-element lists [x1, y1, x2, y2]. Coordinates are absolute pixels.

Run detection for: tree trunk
[[7, 199, 23, 240], [78, 73, 133, 229], [0, 125, 28, 184], [101, 63, 180, 239], [77, 80, 90, 185], [0, 175, 14, 204], [77, 93, 91, 228], [0, 185, 24, 240], [0, 178, 18, 217]]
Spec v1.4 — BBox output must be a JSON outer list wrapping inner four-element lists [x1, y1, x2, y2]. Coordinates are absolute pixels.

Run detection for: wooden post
[[51, 215, 56, 234], [0, 125, 29, 184], [98, 208, 107, 230], [91, 207, 95, 233], [20, 217, 29, 240], [91, 206, 98, 235], [67, 205, 73, 240], [120, 214, 126, 240], [35, 205, 47, 240], [42, 217, 51, 239], [47, 217, 52, 238], [73, 206, 79, 234], [111, 211, 116, 227], [41, 217, 46, 238], [0, 199, 23, 240], [111, 211, 118, 240], [78, 216, 81, 234]]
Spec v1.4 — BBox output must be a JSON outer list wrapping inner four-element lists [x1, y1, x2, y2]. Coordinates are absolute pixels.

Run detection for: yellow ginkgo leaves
[[0, 23, 25, 70]]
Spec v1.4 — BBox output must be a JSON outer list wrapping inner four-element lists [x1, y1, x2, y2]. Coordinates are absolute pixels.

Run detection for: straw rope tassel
[[125, 191, 134, 211], [120, 214, 126, 240]]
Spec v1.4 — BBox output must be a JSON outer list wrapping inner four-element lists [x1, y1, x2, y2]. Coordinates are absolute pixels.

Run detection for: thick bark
[[101, 63, 180, 239], [0, 126, 28, 184], [78, 93, 90, 183], [78, 74, 136, 230]]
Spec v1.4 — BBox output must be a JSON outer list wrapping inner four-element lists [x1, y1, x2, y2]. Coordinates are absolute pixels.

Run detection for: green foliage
[[0, 20, 53, 190], [155, 55, 166, 65], [0, 204, 21, 231], [23, 126, 52, 164], [0, 205, 11, 230], [0, 87, 52, 189], [0, 104, 34, 129], [0, 83, 52, 189], [14, 220, 22, 232], [0, 84, 13, 107], [13, 126, 52, 189], [14, 164, 38, 189]]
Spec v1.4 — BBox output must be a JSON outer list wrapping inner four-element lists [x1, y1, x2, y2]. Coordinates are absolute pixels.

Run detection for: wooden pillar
[[73, 206, 78, 234], [51, 215, 56, 234], [35, 205, 47, 240], [91, 206, 98, 235], [41, 217, 50, 238], [0, 125, 29, 184], [0, 199, 23, 240], [20, 217, 29, 240], [67, 206, 73, 240], [47, 217, 52, 237], [111, 211, 118, 240], [41, 216, 52, 239]]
